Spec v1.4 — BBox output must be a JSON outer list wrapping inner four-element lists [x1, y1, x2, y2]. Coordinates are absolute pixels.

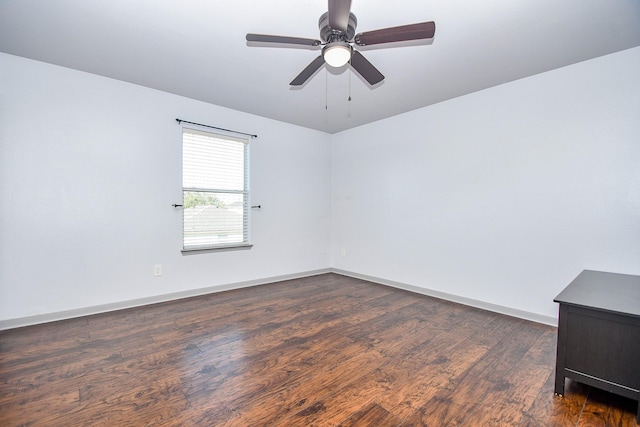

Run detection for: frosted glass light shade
[[323, 44, 351, 67]]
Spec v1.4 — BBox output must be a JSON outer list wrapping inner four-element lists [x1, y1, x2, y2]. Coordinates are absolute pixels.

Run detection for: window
[[181, 127, 250, 251]]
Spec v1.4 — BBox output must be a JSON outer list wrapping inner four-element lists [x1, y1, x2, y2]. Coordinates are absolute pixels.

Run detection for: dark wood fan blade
[[328, 0, 352, 33], [290, 55, 326, 86], [350, 51, 384, 86], [354, 21, 435, 46], [246, 33, 322, 46]]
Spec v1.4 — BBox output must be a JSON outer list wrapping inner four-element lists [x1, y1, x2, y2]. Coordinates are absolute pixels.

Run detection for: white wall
[[2, 47, 639, 327], [331, 47, 640, 321], [0, 53, 331, 324]]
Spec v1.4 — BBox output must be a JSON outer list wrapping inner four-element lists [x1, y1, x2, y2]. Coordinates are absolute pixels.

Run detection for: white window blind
[[182, 128, 250, 251]]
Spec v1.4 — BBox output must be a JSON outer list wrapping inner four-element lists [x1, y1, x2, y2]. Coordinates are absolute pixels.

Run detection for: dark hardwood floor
[[1, 273, 637, 426]]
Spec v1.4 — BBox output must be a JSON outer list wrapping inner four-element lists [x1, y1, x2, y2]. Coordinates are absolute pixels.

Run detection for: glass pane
[[183, 191, 246, 248]]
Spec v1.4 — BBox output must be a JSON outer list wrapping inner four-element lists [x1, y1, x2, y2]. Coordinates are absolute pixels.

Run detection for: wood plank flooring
[[1, 273, 637, 426]]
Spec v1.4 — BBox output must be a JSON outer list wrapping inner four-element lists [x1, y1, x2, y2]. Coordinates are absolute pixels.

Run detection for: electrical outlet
[[154, 264, 162, 277], [340, 249, 346, 257]]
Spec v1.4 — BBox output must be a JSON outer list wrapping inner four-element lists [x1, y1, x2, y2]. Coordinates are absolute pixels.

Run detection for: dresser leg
[[554, 374, 564, 396], [554, 305, 568, 397]]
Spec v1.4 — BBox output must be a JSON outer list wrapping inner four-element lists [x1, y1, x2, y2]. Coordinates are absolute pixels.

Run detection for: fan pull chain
[[348, 49, 353, 102], [325, 68, 328, 110]]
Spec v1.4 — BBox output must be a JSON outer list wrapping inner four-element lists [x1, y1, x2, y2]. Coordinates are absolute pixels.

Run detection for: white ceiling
[[1, 0, 639, 134]]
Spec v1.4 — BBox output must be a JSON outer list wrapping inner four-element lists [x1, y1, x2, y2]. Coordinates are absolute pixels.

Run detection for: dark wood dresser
[[554, 270, 640, 423]]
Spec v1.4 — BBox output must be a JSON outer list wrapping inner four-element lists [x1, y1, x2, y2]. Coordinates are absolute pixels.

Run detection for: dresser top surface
[[554, 270, 640, 317]]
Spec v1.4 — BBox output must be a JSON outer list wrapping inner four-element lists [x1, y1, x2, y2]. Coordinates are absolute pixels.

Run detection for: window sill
[[181, 244, 253, 255]]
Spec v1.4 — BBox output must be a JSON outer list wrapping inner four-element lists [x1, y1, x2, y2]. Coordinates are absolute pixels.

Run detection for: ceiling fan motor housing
[[319, 12, 357, 42]]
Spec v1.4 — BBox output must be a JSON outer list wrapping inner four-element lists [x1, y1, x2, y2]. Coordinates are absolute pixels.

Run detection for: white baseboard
[[0, 268, 332, 331], [331, 269, 558, 327], [0, 267, 557, 330]]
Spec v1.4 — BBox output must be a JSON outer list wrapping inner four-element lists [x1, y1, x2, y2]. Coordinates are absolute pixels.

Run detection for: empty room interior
[[1, 1, 639, 426]]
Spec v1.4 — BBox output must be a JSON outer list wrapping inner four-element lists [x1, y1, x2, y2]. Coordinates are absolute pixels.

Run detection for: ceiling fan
[[246, 0, 435, 87]]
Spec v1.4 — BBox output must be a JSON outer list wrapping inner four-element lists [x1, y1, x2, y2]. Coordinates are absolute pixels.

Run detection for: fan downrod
[[318, 12, 357, 42]]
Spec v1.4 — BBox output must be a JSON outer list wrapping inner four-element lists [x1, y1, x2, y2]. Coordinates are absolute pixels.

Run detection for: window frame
[[180, 126, 252, 253]]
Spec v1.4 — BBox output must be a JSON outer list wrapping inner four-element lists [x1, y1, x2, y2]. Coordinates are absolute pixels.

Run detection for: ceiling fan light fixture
[[323, 43, 351, 67]]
